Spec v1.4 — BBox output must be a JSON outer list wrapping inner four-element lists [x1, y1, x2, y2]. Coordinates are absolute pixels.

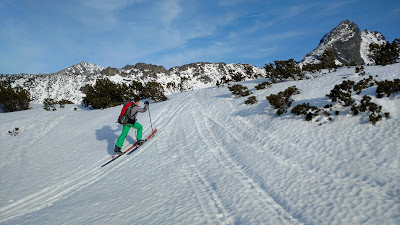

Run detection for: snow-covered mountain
[[0, 62, 264, 104], [301, 20, 386, 66], [0, 19, 392, 106], [1, 63, 399, 224]]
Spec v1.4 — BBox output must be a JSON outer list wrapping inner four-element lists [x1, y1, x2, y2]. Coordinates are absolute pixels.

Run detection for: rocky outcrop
[[301, 20, 386, 66]]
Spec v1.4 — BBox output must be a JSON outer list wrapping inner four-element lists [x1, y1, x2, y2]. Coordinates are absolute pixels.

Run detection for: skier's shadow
[[96, 125, 136, 155]]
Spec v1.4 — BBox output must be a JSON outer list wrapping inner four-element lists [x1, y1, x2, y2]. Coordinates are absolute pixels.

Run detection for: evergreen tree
[[83, 78, 132, 109], [43, 98, 57, 111], [139, 81, 168, 102], [264, 59, 304, 83], [369, 39, 400, 66], [0, 84, 30, 112], [320, 50, 337, 69]]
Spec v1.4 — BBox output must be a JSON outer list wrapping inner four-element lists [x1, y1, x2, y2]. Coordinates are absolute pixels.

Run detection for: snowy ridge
[[60, 61, 105, 75], [0, 63, 399, 224], [0, 62, 264, 104], [360, 30, 387, 65]]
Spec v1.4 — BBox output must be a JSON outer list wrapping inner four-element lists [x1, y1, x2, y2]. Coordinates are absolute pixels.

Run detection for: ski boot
[[114, 146, 123, 155], [136, 140, 146, 146]]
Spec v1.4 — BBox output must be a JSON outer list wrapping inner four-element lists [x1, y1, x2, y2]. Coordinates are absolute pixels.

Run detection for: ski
[[101, 129, 158, 167]]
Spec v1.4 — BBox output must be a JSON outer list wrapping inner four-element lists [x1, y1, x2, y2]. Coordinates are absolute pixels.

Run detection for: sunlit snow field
[[1, 64, 399, 224]]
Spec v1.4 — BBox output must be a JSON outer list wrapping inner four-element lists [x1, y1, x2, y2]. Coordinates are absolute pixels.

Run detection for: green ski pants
[[115, 122, 143, 148]]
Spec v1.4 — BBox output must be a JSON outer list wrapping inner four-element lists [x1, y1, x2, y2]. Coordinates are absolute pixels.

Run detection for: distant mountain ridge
[[0, 62, 264, 104], [300, 19, 386, 66], [0, 19, 392, 105]]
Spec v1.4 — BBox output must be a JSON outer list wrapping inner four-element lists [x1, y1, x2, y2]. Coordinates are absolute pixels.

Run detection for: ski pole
[[148, 103, 154, 133]]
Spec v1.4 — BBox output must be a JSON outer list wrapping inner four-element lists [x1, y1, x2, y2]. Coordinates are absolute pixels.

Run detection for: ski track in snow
[[149, 91, 234, 224], [192, 109, 301, 225]]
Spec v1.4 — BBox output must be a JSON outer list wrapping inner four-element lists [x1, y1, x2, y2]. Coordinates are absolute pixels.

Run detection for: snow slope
[[0, 64, 399, 225]]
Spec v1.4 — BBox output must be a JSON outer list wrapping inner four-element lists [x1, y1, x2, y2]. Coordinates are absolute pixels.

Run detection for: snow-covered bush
[[58, 99, 74, 108], [350, 95, 389, 124], [43, 98, 57, 111], [291, 103, 325, 121], [353, 76, 375, 95], [140, 81, 168, 102], [0, 84, 30, 112], [244, 96, 258, 105], [369, 39, 400, 66], [264, 59, 304, 83], [228, 84, 252, 97], [266, 86, 299, 115], [376, 79, 400, 98], [326, 80, 355, 106], [83, 78, 132, 109], [229, 69, 245, 82], [254, 82, 271, 90], [355, 66, 366, 75]]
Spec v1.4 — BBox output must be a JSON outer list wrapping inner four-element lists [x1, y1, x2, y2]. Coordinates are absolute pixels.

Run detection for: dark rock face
[[322, 20, 363, 65], [101, 67, 120, 76], [122, 63, 168, 74], [302, 20, 385, 66]]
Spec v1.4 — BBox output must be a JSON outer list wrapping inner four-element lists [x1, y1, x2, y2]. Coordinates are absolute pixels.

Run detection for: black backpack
[[117, 102, 134, 124]]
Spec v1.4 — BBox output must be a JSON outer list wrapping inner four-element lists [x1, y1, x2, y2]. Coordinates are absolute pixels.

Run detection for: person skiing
[[114, 96, 149, 155]]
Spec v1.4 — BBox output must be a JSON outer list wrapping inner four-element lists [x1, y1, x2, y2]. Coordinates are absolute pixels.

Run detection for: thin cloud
[[159, 0, 182, 26]]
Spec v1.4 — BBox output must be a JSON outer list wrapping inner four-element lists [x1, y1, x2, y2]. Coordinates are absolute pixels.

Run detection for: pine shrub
[[326, 80, 355, 106], [228, 84, 252, 97], [264, 59, 304, 83], [376, 79, 400, 98], [353, 76, 375, 95], [0, 84, 31, 112], [291, 103, 321, 121], [43, 98, 57, 111], [230, 69, 245, 82], [369, 39, 400, 66], [58, 99, 74, 108], [355, 66, 366, 75], [83, 78, 132, 109], [350, 95, 388, 124], [244, 96, 258, 105], [302, 50, 337, 72], [255, 82, 271, 90], [266, 86, 299, 115], [139, 81, 168, 102]]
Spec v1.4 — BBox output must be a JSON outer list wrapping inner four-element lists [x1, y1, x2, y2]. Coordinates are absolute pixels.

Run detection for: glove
[[144, 101, 150, 105]]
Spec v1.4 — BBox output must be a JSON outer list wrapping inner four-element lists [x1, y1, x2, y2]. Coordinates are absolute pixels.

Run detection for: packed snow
[[0, 64, 399, 224]]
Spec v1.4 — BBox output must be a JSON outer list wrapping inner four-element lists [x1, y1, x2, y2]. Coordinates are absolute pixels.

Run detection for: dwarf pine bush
[[244, 96, 258, 105], [353, 76, 375, 95], [255, 82, 271, 90], [264, 59, 304, 83], [376, 79, 400, 98], [291, 103, 322, 121], [0, 85, 31, 112], [326, 80, 355, 106], [355, 66, 366, 75], [266, 86, 299, 115], [228, 84, 252, 97], [43, 98, 57, 111], [350, 95, 388, 124]]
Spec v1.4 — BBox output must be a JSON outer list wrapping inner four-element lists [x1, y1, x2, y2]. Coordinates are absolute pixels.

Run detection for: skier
[[114, 96, 149, 155]]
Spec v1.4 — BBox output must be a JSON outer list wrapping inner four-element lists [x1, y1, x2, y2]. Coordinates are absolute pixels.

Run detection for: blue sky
[[1, 0, 399, 74]]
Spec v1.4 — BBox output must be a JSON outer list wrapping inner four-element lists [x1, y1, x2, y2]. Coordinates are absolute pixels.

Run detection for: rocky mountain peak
[[301, 19, 385, 66], [60, 62, 105, 75], [319, 19, 360, 45]]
